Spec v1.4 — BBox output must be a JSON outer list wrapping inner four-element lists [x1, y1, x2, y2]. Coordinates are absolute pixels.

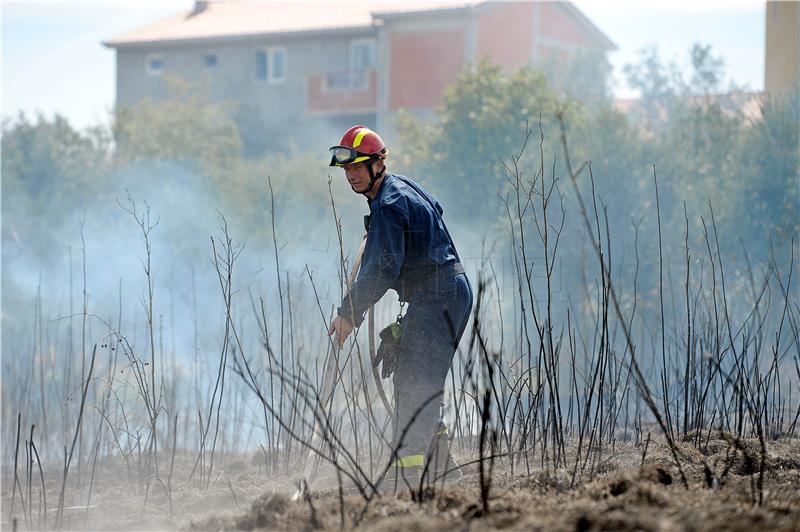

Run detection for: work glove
[[374, 319, 402, 379]]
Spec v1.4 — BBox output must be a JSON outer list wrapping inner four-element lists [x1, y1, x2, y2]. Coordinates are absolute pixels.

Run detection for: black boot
[[375, 452, 425, 492], [426, 422, 463, 483]]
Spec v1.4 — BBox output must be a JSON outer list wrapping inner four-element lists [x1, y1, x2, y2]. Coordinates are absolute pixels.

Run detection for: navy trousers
[[392, 271, 473, 454]]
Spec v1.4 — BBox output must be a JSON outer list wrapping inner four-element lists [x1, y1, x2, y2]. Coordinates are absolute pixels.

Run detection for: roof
[[374, 1, 615, 50], [104, 1, 614, 50], [373, 1, 481, 20], [104, 1, 476, 48]]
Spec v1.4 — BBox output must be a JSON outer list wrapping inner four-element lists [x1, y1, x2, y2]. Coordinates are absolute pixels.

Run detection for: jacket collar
[[367, 172, 393, 210]]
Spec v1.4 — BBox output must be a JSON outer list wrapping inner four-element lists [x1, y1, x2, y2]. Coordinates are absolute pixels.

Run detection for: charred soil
[[4, 435, 798, 531], [201, 437, 800, 532]]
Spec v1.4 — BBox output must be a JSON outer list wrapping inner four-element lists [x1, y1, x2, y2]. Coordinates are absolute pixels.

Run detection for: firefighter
[[327, 125, 473, 485]]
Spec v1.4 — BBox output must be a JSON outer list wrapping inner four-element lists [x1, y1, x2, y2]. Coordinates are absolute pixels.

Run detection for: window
[[350, 39, 376, 71], [254, 47, 287, 83], [271, 47, 285, 81], [255, 50, 268, 80], [145, 53, 163, 76], [203, 53, 217, 68]]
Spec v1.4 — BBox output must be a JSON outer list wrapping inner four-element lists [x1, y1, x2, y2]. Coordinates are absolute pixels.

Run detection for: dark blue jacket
[[338, 173, 460, 326]]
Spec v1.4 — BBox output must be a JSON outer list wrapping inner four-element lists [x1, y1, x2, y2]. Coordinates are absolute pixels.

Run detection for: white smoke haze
[[2, 33, 798, 531]]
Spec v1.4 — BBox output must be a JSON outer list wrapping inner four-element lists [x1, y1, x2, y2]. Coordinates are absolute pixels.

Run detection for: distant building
[[104, 1, 614, 149], [764, 0, 800, 95]]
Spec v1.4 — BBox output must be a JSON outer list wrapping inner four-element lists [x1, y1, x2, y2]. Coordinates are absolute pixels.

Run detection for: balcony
[[307, 69, 377, 115]]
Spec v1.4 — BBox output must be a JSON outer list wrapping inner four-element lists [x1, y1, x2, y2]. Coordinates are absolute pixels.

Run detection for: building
[[764, 0, 800, 95], [104, 1, 614, 150]]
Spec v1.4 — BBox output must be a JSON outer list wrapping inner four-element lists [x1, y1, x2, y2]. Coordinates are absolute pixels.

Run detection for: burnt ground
[[4, 432, 799, 531]]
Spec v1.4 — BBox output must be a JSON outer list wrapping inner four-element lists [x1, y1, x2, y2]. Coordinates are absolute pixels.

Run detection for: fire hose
[[351, 235, 396, 422], [294, 235, 395, 498]]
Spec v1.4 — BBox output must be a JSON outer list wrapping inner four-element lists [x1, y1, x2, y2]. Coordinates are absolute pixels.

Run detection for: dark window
[[350, 39, 376, 71], [204, 53, 217, 67], [271, 48, 285, 81], [255, 50, 268, 80], [146, 54, 163, 75]]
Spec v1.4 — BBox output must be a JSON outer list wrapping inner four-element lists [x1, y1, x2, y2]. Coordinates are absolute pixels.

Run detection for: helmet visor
[[329, 146, 373, 167], [329, 146, 357, 165]]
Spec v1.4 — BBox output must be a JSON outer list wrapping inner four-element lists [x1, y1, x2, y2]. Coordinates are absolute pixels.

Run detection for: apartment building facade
[[105, 1, 614, 148]]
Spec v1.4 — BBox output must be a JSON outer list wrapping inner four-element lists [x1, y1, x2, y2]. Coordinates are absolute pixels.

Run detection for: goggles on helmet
[[329, 146, 373, 167]]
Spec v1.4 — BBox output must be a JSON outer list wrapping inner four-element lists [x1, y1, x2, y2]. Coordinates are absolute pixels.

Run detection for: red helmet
[[329, 125, 387, 167]]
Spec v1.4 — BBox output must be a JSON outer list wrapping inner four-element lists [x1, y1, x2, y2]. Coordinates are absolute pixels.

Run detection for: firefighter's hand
[[328, 315, 354, 349]]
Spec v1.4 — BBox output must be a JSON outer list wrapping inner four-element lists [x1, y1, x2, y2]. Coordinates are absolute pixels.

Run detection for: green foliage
[[539, 47, 613, 106], [113, 75, 243, 180], [731, 91, 800, 247], [655, 99, 745, 235], [112, 80, 358, 256], [2, 112, 110, 198], [2, 77, 348, 271], [622, 46, 684, 132], [2, 112, 112, 261], [620, 44, 797, 253], [568, 104, 647, 214], [6, 51, 795, 277], [623, 44, 740, 133], [396, 46, 798, 266], [218, 150, 362, 245], [689, 43, 726, 95], [231, 103, 288, 158], [397, 60, 571, 221]]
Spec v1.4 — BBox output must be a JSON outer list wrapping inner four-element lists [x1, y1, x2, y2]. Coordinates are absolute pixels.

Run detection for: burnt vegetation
[[2, 49, 799, 531]]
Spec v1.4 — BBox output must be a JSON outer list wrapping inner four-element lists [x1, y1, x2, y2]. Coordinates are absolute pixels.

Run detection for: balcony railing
[[325, 70, 369, 91]]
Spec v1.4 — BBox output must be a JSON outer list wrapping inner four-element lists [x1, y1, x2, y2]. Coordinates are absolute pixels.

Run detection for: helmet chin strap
[[357, 160, 386, 195]]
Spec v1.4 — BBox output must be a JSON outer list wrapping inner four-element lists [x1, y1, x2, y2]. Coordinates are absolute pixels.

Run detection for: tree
[[732, 89, 800, 249], [397, 60, 567, 222], [623, 46, 685, 132], [113, 75, 242, 181], [2, 112, 110, 198], [2, 112, 112, 262], [539, 46, 613, 106], [688, 43, 726, 96]]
